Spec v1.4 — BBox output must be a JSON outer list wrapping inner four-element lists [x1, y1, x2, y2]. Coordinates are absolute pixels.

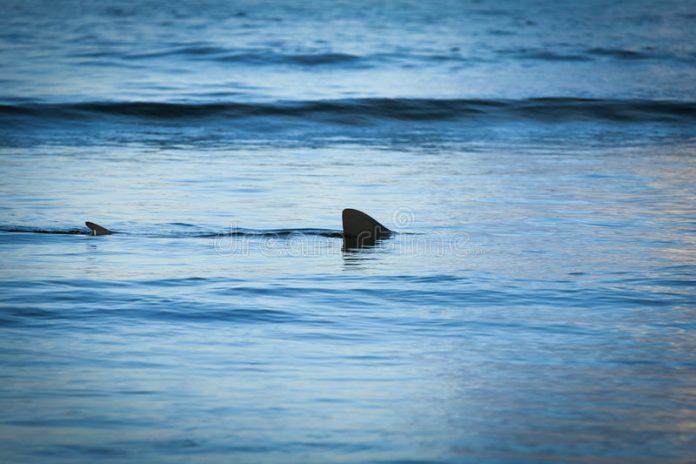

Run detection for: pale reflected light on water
[[1, 140, 695, 462]]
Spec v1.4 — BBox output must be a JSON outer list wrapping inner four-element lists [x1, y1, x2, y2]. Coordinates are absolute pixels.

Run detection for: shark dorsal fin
[[85, 221, 113, 236], [342, 209, 391, 246]]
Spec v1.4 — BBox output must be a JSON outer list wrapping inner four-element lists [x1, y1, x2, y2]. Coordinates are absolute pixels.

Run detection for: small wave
[[127, 46, 235, 59], [586, 47, 654, 60], [214, 52, 363, 66], [0, 226, 86, 235], [1, 98, 695, 125], [198, 228, 343, 238], [284, 53, 360, 65], [503, 49, 592, 62], [499, 46, 693, 63], [123, 47, 362, 66], [84, 47, 488, 67], [501, 47, 693, 63]]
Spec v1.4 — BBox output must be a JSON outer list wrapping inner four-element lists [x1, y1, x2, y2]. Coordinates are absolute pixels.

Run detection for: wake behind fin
[[342, 208, 391, 248], [85, 211, 387, 240], [85, 221, 113, 236]]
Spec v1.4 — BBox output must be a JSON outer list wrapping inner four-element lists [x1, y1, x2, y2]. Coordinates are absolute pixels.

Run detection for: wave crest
[[2, 98, 695, 124]]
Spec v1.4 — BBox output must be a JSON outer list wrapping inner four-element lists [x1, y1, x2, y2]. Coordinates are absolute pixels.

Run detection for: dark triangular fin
[[342, 208, 391, 248], [85, 221, 113, 236]]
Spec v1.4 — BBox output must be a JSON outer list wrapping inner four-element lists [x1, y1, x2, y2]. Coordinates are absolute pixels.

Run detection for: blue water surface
[[1, 1, 695, 463]]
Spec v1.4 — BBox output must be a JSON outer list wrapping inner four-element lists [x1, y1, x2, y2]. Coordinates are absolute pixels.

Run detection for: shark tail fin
[[342, 208, 391, 248], [86, 221, 113, 236]]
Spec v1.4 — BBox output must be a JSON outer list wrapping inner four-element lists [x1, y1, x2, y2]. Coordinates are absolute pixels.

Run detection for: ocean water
[[1, 1, 696, 462]]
